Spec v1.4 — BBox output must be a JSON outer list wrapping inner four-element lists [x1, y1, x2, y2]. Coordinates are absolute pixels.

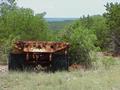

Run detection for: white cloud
[[17, 0, 120, 18]]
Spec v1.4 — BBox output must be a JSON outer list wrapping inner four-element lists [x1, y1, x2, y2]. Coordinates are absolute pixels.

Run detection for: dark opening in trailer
[[8, 41, 69, 71]]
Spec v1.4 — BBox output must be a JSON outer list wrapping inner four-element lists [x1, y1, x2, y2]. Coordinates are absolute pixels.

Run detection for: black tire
[[8, 53, 26, 71], [8, 53, 14, 71], [51, 54, 69, 72]]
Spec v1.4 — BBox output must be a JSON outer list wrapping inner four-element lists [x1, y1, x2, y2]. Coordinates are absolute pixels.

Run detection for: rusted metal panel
[[12, 41, 69, 53]]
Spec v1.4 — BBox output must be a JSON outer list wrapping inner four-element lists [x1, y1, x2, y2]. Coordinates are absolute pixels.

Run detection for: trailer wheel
[[52, 54, 68, 72], [8, 53, 15, 70], [8, 53, 25, 71]]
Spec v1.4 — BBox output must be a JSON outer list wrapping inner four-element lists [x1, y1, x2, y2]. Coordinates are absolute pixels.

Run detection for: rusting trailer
[[8, 41, 69, 71]]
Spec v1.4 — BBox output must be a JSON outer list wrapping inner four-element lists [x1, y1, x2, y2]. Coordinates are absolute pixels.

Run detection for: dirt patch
[[0, 65, 8, 73]]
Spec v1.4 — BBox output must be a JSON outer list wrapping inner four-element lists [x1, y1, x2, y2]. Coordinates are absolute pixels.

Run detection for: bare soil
[[0, 65, 8, 73]]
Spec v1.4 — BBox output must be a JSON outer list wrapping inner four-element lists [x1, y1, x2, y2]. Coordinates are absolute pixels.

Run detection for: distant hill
[[45, 18, 78, 22], [45, 18, 78, 30], [48, 20, 73, 30]]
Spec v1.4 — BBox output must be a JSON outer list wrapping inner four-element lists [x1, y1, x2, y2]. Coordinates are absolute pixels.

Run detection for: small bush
[[102, 56, 116, 69], [92, 54, 116, 70], [61, 26, 97, 67]]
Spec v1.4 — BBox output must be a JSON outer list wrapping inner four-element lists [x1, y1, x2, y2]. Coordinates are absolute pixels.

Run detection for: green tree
[[0, 1, 48, 63], [90, 15, 107, 50], [65, 15, 107, 50], [104, 2, 120, 54]]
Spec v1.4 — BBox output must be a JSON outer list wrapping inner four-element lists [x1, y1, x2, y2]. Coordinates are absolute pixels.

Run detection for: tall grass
[[0, 54, 120, 90], [0, 57, 120, 90]]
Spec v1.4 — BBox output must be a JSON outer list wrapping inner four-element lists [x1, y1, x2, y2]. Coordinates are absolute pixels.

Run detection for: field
[[0, 54, 120, 90]]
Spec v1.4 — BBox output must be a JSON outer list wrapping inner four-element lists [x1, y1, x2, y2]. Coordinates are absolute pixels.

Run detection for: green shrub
[[61, 26, 97, 67]]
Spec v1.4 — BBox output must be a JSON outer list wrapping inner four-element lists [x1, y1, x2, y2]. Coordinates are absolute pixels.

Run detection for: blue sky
[[17, 0, 120, 18]]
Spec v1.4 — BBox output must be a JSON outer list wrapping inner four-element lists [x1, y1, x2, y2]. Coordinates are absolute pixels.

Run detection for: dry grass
[[0, 54, 120, 90], [0, 65, 120, 90]]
